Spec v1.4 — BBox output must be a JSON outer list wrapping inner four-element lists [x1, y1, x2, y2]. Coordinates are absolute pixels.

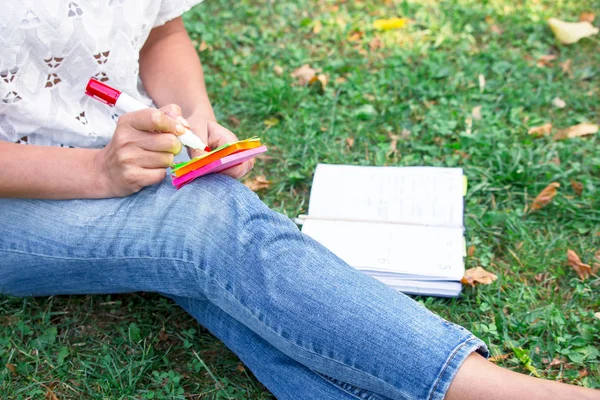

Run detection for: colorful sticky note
[[172, 146, 267, 189], [171, 137, 261, 176]]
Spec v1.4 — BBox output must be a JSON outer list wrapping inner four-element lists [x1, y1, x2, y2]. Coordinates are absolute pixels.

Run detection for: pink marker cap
[[85, 78, 121, 106]]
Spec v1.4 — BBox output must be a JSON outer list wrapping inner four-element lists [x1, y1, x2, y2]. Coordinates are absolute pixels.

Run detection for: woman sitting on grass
[[0, 1, 597, 399]]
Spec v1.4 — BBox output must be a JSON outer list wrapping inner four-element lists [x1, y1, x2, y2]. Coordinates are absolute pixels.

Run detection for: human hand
[[184, 113, 254, 180], [94, 104, 185, 197]]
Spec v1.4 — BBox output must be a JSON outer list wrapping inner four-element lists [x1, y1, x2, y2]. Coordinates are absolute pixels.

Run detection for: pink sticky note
[[172, 146, 267, 189]]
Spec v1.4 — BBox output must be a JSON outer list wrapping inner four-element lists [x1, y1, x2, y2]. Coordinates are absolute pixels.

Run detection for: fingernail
[[177, 116, 191, 129], [175, 124, 187, 135]]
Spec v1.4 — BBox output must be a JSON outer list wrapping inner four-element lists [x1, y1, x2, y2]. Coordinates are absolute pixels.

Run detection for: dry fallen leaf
[[263, 117, 280, 128], [198, 41, 209, 52], [595, 312, 600, 320], [461, 267, 498, 286], [478, 74, 486, 93], [570, 179, 584, 196], [530, 182, 560, 211], [472, 105, 482, 120], [527, 123, 553, 137], [373, 17, 409, 31], [467, 245, 476, 257], [308, 73, 328, 90], [291, 64, 318, 86], [348, 30, 364, 42], [227, 115, 241, 128], [345, 137, 355, 148], [560, 59, 573, 75], [537, 54, 557, 67], [548, 18, 599, 44], [548, 357, 563, 367], [273, 65, 284, 76], [369, 37, 383, 50], [5, 363, 16, 374], [553, 122, 599, 140], [489, 353, 510, 363], [387, 132, 400, 157], [595, 249, 600, 262], [567, 249, 592, 280], [312, 20, 323, 34], [579, 12, 596, 23], [244, 176, 270, 192], [552, 97, 566, 108]]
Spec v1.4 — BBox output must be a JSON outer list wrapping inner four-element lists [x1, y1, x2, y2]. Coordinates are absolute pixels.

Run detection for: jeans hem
[[427, 336, 489, 400]]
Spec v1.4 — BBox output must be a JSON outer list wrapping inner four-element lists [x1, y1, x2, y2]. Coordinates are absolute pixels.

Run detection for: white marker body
[[114, 92, 206, 150]]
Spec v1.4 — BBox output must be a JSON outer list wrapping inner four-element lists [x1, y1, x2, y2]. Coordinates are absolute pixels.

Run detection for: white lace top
[[0, 0, 203, 148]]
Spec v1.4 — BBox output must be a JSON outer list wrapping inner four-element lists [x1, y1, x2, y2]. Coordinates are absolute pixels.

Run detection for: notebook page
[[301, 219, 465, 281], [307, 164, 464, 228]]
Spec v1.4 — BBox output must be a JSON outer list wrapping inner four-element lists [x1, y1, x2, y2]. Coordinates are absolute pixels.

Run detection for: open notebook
[[299, 164, 467, 297]]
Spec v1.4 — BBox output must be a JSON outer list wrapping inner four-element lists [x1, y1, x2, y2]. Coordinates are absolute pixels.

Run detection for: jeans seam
[[427, 336, 479, 400], [0, 248, 190, 263], [191, 264, 403, 398]]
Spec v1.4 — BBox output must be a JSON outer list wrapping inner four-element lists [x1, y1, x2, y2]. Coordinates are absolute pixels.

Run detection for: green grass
[[2, 0, 600, 398]]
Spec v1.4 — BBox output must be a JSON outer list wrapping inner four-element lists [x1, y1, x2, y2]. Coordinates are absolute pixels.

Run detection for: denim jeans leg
[[0, 175, 488, 400], [172, 295, 389, 400]]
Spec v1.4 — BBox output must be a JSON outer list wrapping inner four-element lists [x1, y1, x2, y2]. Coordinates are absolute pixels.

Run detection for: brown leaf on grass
[[467, 245, 476, 257], [5, 363, 16, 374], [580, 369, 590, 378], [309, 74, 329, 90], [528, 123, 552, 137], [335, 76, 347, 85], [553, 123, 599, 140], [570, 179, 584, 196], [227, 115, 241, 128], [236, 363, 246, 373], [291, 64, 319, 86], [312, 20, 323, 34], [273, 65, 284, 76], [560, 59, 573, 75], [369, 37, 383, 50], [595, 249, 600, 262], [595, 312, 600, 320], [530, 182, 560, 211], [387, 132, 400, 157], [472, 105, 482, 120], [489, 353, 510, 363], [345, 137, 355, 148], [158, 330, 169, 342], [244, 176, 270, 192], [537, 54, 557, 67], [45, 386, 59, 400], [567, 249, 592, 280], [198, 41, 209, 52], [547, 357, 563, 367], [348, 30, 364, 42], [461, 267, 498, 286], [579, 12, 596, 23]]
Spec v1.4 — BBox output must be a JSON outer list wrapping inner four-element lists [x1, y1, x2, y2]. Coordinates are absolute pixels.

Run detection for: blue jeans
[[0, 175, 488, 399]]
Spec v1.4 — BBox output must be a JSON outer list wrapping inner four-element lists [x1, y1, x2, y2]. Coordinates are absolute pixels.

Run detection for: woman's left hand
[[176, 112, 255, 180]]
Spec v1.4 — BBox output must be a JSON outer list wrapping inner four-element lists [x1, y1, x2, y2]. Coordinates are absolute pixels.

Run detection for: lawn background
[[1, 0, 599, 398]]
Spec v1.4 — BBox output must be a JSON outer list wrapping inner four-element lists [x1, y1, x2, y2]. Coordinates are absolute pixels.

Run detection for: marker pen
[[85, 78, 211, 152]]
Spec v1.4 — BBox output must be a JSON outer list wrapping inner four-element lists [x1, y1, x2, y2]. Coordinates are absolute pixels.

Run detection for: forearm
[[139, 18, 216, 121], [0, 141, 106, 199]]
